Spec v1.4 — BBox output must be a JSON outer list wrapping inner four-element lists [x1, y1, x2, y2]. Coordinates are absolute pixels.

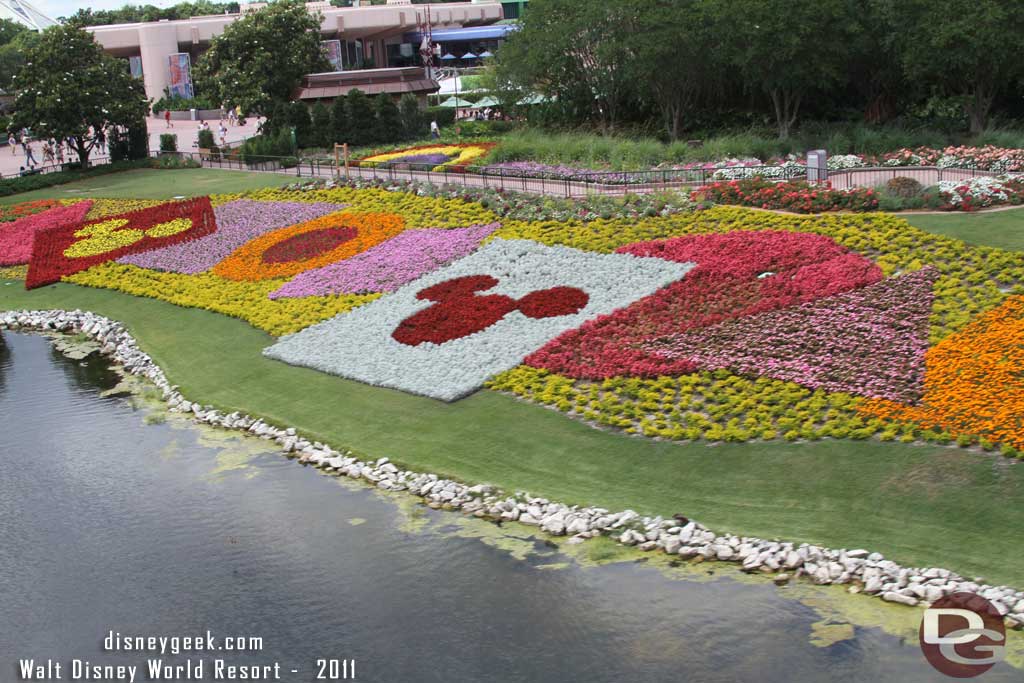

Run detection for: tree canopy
[[0, 18, 37, 93], [192, 0, 328, 114], [64, 2, 240, 27], [493, 0, 1024, 139], [12, 24, 149, 165]]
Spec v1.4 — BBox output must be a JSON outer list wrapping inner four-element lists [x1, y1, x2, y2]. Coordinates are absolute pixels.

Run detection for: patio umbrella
[[517, 93, 548, 105], [473, 96, 500, 108], [441, 53, 457, 61], [438, 96, 475, 108], [478, 50, 494, 59], [461, 52, 478, 60]]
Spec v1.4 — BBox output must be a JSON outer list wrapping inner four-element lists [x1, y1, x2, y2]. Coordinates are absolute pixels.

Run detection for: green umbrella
[[517, 93, 549, 105], [438, 96, 475, 108], [473, 96, 500, 108]]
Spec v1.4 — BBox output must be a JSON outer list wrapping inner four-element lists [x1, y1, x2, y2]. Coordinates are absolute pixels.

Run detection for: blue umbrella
[[478, 51, 494, 59], [441, 53, 457, 60], [461, 52, 478, 60]]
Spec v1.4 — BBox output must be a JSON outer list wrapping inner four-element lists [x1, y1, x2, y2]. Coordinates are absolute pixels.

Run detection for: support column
[[137, 22, 181, 103]]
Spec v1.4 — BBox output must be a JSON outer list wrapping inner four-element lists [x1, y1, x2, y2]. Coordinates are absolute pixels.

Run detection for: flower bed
[[25, 197, 217, 289], [16, 185, 1021, 453], [0, 199, 61, 222], [270, 223, 499, 298], [692, 179, 879, 213], [356, 143, 496, 172], [0, 201, 93, 266], [935, 175, 1024, 211]]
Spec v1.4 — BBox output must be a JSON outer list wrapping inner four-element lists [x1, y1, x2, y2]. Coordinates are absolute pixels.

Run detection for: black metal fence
[[827, 165, 1000, 190]]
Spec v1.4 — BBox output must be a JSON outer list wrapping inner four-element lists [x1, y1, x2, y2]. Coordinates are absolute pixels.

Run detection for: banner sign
[[167, 52, 194, 99], [128, 56, 143, 79], [322, 40, 343, 71]]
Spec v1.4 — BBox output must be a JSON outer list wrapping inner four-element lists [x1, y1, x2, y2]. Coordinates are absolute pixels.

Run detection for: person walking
[[227, 107, 237, 126], [22, 134, 36, 167], [7, 132, 16, 155], [164, 109, 173, 128], [430, 119, 440, 140], [42, 140, 54, 164]]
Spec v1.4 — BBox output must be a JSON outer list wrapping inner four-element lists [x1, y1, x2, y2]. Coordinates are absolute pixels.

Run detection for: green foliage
[[330, 96, 349, 145], [424, 106, 455, 128], [62, 2, 240, 27], [399, 94, 423, 140], [159, 133, 178, 152], [0, 18, 36, 92], [344, 89, 374, 146], [192, 0, 329, 115], [239, 128, 294, 164], [11, 24, 149, 166], [151, 91, 219, 113], [310, 101, 332, 148], [893, 0, 1024, 133], [197, 128, 216, 150], [287, 101, 313, 148], [372, 96, 402, 145]]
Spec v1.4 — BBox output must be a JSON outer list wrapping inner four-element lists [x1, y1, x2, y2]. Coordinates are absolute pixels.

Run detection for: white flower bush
[[826, 154, 867, 170], [712, 160, 805, 181], [936, 175, 1021, 206], [264, 239, 692, 401]]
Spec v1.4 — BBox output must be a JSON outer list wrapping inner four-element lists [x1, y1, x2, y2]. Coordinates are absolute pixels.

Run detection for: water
[[0, 330, 1020, 682]]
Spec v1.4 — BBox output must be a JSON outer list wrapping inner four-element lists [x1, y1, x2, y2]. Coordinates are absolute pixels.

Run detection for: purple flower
[[269, 223, 500, 298], [119, 200, 348, 274]]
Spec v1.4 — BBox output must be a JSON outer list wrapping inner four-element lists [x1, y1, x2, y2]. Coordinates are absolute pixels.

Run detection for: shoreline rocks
[[3, 308, 1022, 630]]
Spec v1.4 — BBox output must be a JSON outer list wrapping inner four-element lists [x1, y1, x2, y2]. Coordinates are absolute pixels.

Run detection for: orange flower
[[212, 212, 405, 282], [860, 296, 1024, 449]]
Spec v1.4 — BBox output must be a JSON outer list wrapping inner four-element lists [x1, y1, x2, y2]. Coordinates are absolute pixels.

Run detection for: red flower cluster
[[0, 201, 93, 266], [693, 178, 879, 213], [525, 231, 882, 379], [393, 274, 588, 346], [261, 226, 357, 264], [26, 197, 216, 290]]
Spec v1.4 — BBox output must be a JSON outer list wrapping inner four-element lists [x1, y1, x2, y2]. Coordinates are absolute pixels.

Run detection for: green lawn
[[2, 168, 1021, 586], [904, 208, 1024, 251], [0, 168, 295, 205], [2, 282, 1022, 587]]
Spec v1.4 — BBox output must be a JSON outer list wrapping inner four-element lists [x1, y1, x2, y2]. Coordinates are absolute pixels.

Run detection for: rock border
[[3, 308, 1022, 629]]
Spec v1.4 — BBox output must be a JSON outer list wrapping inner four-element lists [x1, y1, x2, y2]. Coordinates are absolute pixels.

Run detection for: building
[[0, 0, 56, 31], [87, 0, 507, 105]]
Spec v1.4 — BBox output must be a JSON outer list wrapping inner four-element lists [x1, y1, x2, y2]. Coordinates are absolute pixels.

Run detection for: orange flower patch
[[211, 212, 405, 281], [859, 296, 1024, 449]]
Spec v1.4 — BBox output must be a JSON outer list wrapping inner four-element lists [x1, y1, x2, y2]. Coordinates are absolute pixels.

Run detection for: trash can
[[190, 108, 198, 121]]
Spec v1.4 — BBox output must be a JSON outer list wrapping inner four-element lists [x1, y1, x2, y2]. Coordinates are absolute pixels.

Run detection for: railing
[[1, 154, 115, 180], [827, 165, 1001, 190]]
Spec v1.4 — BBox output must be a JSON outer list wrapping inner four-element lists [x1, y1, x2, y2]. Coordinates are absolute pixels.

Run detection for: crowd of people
[[5, 127, 108, 176]]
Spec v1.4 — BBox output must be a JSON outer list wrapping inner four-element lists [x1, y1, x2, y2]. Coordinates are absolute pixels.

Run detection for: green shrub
[[197, 128, 216, 150], [159, 133, 177, 153], [886, 176, 924, 198]]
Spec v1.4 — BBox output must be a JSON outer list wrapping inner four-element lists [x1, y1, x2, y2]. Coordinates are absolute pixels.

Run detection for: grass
[[904, 208, 1024, 252], [0, 168, 295, 205], [2, 282, 1022, 587]]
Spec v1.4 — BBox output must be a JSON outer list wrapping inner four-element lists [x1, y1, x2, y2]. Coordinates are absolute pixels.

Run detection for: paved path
[[2, 115, 262, 179]]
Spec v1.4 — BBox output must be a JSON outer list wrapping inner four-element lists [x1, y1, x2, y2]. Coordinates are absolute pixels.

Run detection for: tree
[[626, 0, 720, 140], [330, 95, 349, 144], [373, 95, 402, 144], [310, 101, 332, 148], [398, 94, 422, 140], [893, 0, 1024, 134], [0, 19, 37, 92], [494, 0, 637, 131], [64, 2, 241, 28], [12, 25, 149, 167], [287, 101, 312, 148], [344, 89, 373, 145], [192, 0, 328, 115], [714, 0, 853, 138]]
